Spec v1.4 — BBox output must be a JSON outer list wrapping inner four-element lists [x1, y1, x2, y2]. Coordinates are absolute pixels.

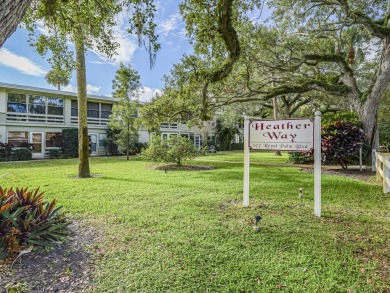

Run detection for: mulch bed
[[0, 220, 102, 293], [301, 167, 376, 182], [153, 164, 215, 171]]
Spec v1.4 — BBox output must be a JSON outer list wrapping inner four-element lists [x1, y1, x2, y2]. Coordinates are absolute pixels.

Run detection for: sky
[[0, 0, 192, 102]]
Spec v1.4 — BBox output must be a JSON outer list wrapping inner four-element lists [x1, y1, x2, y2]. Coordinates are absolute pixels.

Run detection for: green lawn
[[0, 153, 389, 292], [200, 150, 289, 163]]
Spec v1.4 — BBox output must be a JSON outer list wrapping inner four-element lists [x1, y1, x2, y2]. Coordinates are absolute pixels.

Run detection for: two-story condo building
[[0, 82, 207, 158]]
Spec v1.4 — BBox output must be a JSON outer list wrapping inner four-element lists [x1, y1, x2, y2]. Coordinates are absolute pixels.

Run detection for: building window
[[48, 97, 64, 115], [208, 135, 215, 143], [89, 135, 97, 152], [72, 101, 113, 119], [99, 134, 107, 147], [7, 93, 27, 113], [101, 103, 112, 119], [46, 132, 63, 147], [29, 95, 46, 114], [71, 100, 78, 117], [87, 102, 99, 118], [7, 131, 28, 147]]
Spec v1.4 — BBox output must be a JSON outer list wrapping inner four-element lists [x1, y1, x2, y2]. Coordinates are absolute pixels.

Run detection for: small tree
[[142, 135, 197, 167], [109, 63, 141, 160]]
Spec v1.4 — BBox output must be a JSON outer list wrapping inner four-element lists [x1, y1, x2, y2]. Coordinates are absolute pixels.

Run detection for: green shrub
[[103, 128, 120, 156], [216, 142, 243, 151], [142, 135, 198, 166], [288, 152, 314, 164], [13, 148, 32, 161], [0, 186, 68, 259], [322, 121, 366, 169], [230, 143, 244, 150], [0, 143, 12, 162], [216, 144, 228, 151], [62, 128, 78, 158], [322, 111, 361, 125], [379, 122, 390, 152], [128, 142, 147, 155], [47, 149, 62, 159]]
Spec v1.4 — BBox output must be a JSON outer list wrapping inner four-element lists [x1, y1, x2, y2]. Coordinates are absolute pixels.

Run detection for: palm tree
[[45, 68, 70, 91]]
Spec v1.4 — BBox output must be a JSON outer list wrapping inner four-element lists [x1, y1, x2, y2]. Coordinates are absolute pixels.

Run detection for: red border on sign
[[248, 118, 315, 153]]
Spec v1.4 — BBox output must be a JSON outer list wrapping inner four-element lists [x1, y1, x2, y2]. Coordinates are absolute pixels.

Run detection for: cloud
[[138, 87, 163, 102], [0, 49, 47, 76], [88, 60, 106, 65], [35, 20, 51, 36], [62, 84, 75, 92], [35, 14, 137, 66], [87, 84, 101, 94], [159, 13, 182, 36], [62, 83, 101, 94], [91, 11, 138, 65]]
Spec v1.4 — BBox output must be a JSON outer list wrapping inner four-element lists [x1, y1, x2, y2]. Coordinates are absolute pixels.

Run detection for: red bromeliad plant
[[321, 121, 367, 169], [0, 186, 68, 259]]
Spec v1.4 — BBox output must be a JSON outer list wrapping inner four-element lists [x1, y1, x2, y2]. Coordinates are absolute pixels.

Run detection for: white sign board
[[249, 119, 314, 152], [243, 114, 322, 217]]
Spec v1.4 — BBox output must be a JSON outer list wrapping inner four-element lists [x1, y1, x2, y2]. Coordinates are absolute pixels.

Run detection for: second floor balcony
[[6, 112, 65, 124], [70, 116, 110, 127]]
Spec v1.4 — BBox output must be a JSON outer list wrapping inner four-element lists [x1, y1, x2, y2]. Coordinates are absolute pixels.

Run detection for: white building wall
[[138, 130, 149, 143], [0, 83, 219, 157], [0, 88, 6, 142], [0, 83, 117, 158], [64, 98, 72, 126]]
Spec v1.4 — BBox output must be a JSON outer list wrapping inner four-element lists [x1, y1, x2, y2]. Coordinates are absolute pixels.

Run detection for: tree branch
[[207, 0, 240, 82]]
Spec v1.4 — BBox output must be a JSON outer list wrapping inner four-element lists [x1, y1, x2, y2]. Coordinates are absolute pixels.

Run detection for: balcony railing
[[160, 122, 178, 130], [6, 113, 64, 124], [71, 116, 110, 127]]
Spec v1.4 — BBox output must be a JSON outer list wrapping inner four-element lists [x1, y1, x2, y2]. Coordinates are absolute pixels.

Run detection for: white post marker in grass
[[314, 111, 322, 217], [243, 113, 322, 217], [243, 116, 250, 207]]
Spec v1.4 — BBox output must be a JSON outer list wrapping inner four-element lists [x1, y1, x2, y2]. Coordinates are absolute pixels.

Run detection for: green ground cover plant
[[0, 152, 388, 292]]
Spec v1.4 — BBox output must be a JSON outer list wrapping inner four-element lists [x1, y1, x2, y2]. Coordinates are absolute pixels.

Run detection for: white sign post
[[243, 113, 322, 217], [314, 111, 322, 217], [243, 117, 250, 207]]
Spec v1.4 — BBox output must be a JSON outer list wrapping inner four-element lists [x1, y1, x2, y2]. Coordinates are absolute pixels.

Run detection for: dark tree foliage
[[62, 128, 78, 158], [379, 122, 390, 152]]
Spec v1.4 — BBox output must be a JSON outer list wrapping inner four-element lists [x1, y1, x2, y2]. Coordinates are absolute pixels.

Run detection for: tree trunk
[[75, 39, 91, 178], [126, 122, 130, 160], [360, 99, 380, 150], [273, 97, 282, 156], [358, 37, 390, 150], [0, 0, 32, 48]]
